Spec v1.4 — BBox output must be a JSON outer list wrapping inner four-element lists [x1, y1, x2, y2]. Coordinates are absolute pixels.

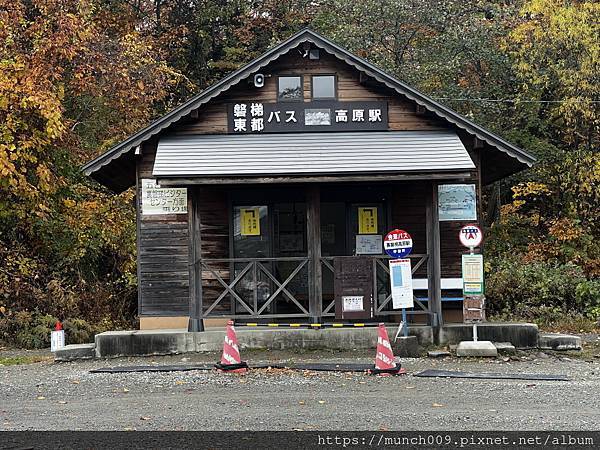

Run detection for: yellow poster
[[240, 208, 260, 236], [358, 207, 378, 234]]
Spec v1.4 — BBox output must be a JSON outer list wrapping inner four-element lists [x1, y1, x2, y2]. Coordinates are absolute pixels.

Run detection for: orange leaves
[[548, 218, 584, 242]]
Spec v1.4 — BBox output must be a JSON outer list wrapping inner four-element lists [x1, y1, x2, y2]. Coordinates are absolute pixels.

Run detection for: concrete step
[[456, 341, 498, 357], [493, 342, 516, 355], [54, 343, 96, 361], [440, 323, 538, 349], [538, 333, 582, 351]]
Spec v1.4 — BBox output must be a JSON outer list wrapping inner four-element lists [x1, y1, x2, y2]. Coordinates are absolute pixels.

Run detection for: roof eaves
[[82, 27, 535, 179], [82, 28, 317, 176], [301, 31, 535, 166]]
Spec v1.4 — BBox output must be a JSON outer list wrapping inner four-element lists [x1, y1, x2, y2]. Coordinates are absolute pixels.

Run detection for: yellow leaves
[[507, 0, 600, 148], [512, 182, 551, 199]]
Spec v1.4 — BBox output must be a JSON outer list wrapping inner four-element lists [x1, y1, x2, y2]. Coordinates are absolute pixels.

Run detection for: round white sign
[[459, 224, 483, 248]]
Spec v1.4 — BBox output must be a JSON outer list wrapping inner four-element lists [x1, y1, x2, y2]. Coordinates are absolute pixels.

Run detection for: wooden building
[[82, 29, 535, 331]]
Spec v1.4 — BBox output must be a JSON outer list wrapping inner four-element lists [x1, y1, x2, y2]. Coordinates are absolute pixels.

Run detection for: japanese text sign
[[462, 254, 484, 295], [358, 207, 378, 234], [389, 259, 414, 309], [240, 208, 261, 236], [141, 179, 187, 215], [384, 229, 413, 259], [228, 100, 388, 133]]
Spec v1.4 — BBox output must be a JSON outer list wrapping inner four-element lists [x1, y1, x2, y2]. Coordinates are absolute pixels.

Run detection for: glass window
[[278, 76, 302, 101], [312, 75, 335, 99]]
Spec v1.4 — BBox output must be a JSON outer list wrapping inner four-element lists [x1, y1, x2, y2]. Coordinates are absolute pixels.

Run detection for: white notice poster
[[355, 234, 383, 255], [342, 296, 364, 312], [141, 179, 188, 215], [389, 259, 414, 309]]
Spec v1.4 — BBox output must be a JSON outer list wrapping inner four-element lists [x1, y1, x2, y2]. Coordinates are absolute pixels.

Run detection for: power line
[[433, 97, 600, 104]]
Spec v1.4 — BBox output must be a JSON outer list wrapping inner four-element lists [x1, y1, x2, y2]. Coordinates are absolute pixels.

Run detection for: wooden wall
[[136, 45, 480, 317], [172, 50, 447, 136], [195, 187, 231, 313], [137, 140, 189, 316]]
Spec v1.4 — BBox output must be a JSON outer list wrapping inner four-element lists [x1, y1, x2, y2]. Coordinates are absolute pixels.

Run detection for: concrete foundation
[[94, 326, 433, 359], [456, 341, 498, 357], [493, 342, 516, 355], [87, 322, 538, 359], [392, 336, 420, 357], [45, 322, 544, 361], [538, 333, 582, 351], [54, 344, 96, 361], [440, 323, 538, 349]]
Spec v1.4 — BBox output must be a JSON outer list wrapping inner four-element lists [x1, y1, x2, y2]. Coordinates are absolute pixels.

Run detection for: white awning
[[153, 131, 475, 177]]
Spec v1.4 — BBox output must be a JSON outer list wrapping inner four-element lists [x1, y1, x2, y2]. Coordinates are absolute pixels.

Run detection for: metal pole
[[473, 323, 478, 342], [402, 308, 408, 337]]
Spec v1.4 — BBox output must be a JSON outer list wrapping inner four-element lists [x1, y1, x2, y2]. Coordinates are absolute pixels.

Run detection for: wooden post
[[306, 185, 322, 323], [426, 182, 442, 338], [188, 187, 204, 332]]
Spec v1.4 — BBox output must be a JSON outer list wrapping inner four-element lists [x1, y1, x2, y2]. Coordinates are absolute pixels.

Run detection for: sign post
[[459, 224, 484, 340], [456, 224, 497, 357], [384, 229, 413, 338]]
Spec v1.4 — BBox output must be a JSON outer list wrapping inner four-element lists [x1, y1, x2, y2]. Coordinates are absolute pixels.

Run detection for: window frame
[[277, 74, 304, 102], [311, 74, 337, 101]]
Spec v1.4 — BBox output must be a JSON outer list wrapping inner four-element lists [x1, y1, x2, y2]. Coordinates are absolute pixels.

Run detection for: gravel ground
[[1, 344, 599, 431]]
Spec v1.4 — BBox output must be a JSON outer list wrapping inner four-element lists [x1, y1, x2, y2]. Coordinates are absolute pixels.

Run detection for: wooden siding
[[196, 187, 231, 314], [135, 48, 481, 318], [137, 141, 189, 316], [172, 51, 447, 136]]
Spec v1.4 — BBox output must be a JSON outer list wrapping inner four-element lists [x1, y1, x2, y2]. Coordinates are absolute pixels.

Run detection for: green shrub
[[0, 310, 126, 349], [486, 259, 597, 321]]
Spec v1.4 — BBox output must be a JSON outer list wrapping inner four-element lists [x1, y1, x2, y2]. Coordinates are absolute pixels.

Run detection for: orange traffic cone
[[369, 323, 405, 376], [215, 320, 248, 373]]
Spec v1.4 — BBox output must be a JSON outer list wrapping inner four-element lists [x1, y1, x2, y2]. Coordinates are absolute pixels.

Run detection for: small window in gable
[[278, 76, 303, 101], [312, 75, 336, 100]]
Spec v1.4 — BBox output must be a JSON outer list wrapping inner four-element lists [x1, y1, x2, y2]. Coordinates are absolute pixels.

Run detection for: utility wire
[[433, 98, 600, 103]]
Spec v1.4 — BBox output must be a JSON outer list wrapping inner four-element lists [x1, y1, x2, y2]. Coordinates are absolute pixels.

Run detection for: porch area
[[182, 180, 468, 332]]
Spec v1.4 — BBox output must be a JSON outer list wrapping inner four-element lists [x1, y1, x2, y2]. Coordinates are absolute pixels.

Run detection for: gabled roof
[[82, 28, 535, 192]]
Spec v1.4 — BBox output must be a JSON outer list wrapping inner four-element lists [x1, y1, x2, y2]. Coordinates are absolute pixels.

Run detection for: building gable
[[82, 28, 535, 192]]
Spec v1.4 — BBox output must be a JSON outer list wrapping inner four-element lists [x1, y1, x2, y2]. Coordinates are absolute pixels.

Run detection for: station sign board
[[383, 229, 413, 259], [462, 253, 484, 295], [228, 100, 388, 134], [459, 224, 483, 249]]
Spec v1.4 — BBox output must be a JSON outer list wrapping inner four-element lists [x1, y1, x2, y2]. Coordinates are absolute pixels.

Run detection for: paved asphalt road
[[1, 345, 599, 431]]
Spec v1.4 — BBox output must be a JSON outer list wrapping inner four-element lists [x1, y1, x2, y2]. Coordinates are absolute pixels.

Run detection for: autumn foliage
[[0, 0, 598, 346]]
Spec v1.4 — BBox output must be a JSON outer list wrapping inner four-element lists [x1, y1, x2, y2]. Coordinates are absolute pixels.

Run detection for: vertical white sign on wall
[[389, 258, 414, 309]]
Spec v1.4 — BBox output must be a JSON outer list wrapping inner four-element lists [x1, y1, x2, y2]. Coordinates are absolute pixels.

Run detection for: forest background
[[0, 0, 598, 347]]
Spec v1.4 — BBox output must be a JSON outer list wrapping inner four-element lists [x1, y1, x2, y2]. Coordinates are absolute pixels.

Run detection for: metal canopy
[[153, 131, 475, 178]]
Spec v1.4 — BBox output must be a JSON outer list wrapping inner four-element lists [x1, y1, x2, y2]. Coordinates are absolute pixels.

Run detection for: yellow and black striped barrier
[[235, 322, 381, 328]]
